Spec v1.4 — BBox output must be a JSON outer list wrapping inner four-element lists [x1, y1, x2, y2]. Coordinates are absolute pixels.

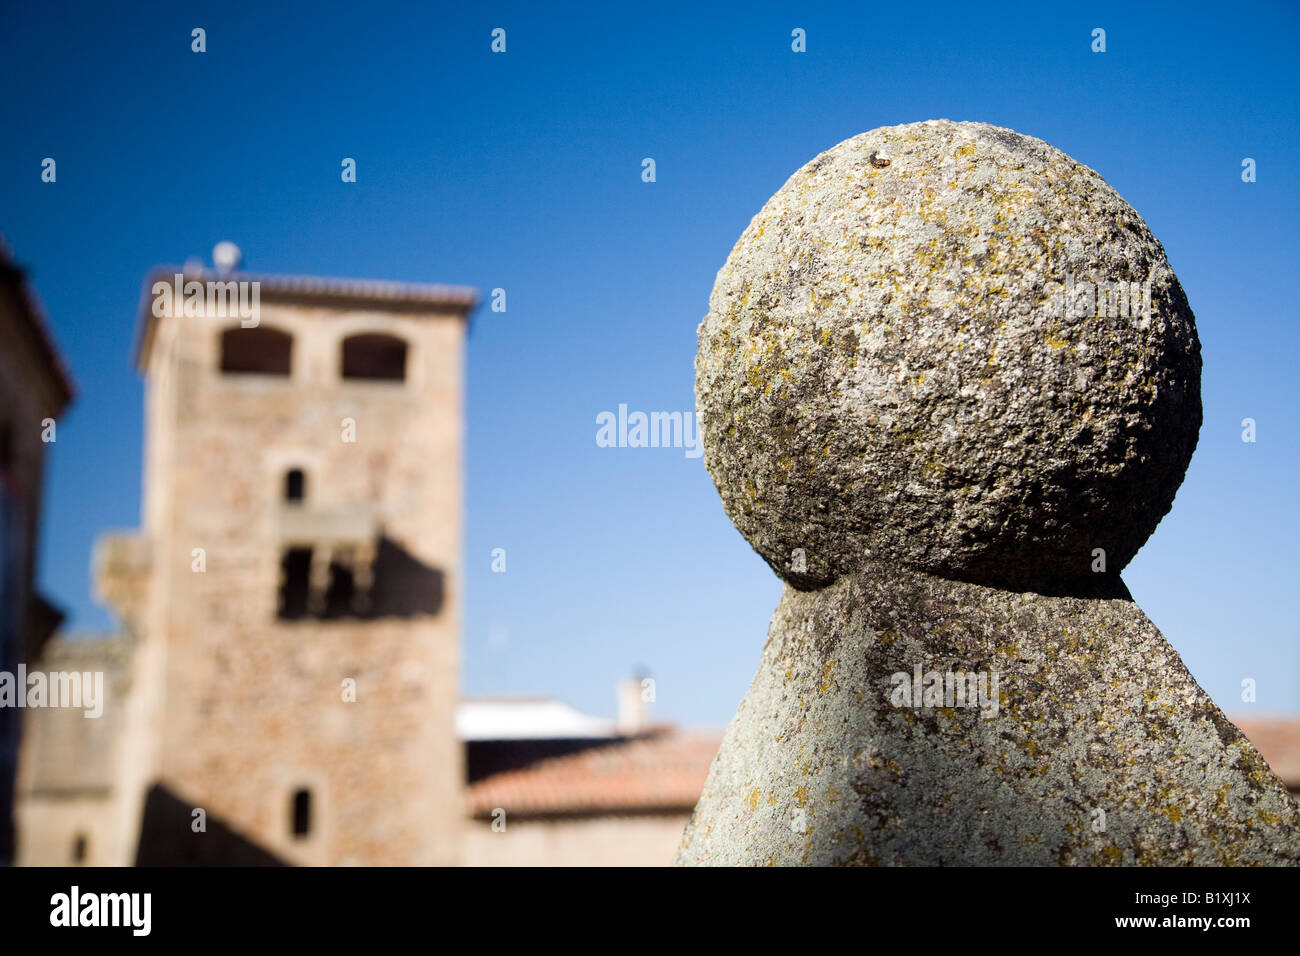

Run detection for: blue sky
[[2, 1, 1297, 727]]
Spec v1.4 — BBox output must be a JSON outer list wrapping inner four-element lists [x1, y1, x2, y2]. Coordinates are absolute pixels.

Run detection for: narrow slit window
[[285, 468, 305, 502], [291, 789, 312, 838]]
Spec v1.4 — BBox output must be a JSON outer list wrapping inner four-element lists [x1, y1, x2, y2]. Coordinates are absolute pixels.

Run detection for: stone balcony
[[276, 504, 380, 618]]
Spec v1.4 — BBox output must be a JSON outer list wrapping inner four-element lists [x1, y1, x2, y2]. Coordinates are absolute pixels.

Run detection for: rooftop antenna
[[212, 241, 242, 275]]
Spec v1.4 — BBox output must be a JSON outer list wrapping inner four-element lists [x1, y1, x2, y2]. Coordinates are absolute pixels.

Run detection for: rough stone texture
[[696, 120, 1201, 592], [676, 563, 1300, 866], [681, 121, 1300, 866]]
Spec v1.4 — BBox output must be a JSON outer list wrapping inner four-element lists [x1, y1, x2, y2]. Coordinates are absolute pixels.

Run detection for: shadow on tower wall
[[366, 535, 445, 618], [134, 784, 287, 866]]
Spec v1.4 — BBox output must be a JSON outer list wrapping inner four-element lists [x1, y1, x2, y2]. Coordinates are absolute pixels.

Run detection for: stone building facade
[[0, 241, 74, 864], [12, 634, 130, 865], [18, 261, 475, 865]]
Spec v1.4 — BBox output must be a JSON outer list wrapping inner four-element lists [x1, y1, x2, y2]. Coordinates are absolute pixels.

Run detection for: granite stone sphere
[[696, 120, 1202, 592]]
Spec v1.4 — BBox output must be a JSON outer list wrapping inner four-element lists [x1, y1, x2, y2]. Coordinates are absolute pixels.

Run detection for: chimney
[[617, 674, 651, 736]]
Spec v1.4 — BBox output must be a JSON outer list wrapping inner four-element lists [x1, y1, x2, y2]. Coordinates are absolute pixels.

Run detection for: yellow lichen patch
[[793, 785, 810, 807], [746, 787, 762, 812], [1098, 845, 1122, 864], [821, 661, 837, 694]]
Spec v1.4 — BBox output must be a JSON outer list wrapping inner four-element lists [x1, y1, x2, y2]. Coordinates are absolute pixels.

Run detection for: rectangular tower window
[[284, 468, 305, 502]]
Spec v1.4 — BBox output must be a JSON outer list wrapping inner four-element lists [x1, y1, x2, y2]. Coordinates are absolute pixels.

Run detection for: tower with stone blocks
[[95, 258, 475, 865], [678, 121, 1300, 865]]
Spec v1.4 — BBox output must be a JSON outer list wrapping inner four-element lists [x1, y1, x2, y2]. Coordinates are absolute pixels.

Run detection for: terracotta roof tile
[[133, 266, 478, 370], [465, 718, 1300, 817], [466, 730, 721, 818], [1232, 717, 1300, 787]]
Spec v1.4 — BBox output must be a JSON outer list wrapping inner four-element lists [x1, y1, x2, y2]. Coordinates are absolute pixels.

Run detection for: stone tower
[[678, 121, 1300, 865], [95, 258, 476, 865]]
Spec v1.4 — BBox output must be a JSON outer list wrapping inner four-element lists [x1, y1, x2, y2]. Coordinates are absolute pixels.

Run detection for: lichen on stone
[[679, 121, 1299, 867]]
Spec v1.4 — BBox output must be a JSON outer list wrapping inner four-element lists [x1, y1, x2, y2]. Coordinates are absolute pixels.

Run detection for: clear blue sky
[[2, 1, 1297, 727]]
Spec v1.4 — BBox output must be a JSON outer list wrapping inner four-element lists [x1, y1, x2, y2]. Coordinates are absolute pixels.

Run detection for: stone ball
[[696, 120, 1201, 592]]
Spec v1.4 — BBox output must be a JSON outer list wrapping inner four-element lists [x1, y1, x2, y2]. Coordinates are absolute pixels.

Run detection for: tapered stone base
[[676, 562, 1300, 865]]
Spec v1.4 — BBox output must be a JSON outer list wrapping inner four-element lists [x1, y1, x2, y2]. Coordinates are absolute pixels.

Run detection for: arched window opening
[[341, 333, 407, 382], [285, 468, 305, 502], [291, 788, 312, 838], [72, 833, 88, 863], [220, 326, 292, 376]]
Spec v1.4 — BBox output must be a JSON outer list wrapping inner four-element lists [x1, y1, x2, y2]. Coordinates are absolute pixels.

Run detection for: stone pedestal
[[677, 563, 1300, 865]]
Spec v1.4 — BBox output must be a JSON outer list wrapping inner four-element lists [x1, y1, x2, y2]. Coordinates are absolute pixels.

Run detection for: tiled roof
[[142, 266, 479, 309], [466, 729, 722, 818], [1233, 717, 1300, 787], [464, 718, 1300, 818], [134, 266, 478, 370]]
